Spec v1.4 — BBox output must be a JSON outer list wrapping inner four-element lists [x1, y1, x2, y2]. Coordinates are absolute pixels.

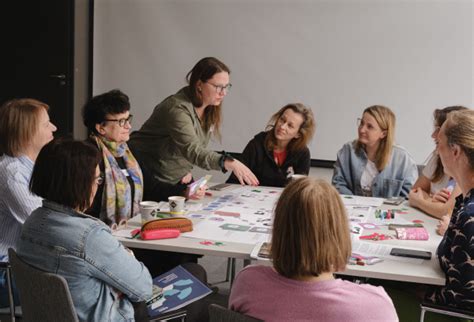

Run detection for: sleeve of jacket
[[399, 150, 418, 198], [226, 137, 259, 184], [293, 148, 311, 175], [84, 224, 153, 302], [332, 144, 355, 195], [165, 105, 221, 170]]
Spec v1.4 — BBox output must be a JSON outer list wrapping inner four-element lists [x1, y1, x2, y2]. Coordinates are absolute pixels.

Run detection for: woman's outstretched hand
[[225, 159, 259, 186]]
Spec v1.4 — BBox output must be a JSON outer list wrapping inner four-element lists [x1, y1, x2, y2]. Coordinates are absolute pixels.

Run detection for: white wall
[[93, 0, 473, 164]]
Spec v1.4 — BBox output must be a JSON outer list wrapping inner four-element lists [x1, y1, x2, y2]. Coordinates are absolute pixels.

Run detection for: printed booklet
[[147, 265, 212, 316]]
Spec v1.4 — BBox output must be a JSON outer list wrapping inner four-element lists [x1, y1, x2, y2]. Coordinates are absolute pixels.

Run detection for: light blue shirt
[[332, 141, 418, 198], [17, 201, 153, 322], [0, 155, 42, 260]]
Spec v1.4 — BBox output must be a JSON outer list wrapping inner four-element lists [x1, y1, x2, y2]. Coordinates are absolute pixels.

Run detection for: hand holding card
[[185, 175, 212, 199]]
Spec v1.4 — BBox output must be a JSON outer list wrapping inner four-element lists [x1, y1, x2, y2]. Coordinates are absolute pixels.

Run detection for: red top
[[273, 150, 287, 166]]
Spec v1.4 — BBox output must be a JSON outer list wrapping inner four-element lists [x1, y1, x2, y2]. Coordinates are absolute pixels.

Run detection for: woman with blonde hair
[[425, 109, 474, 308], [227, 103, 315, 187], [0, 98, 57, 308], [229, 178, 397, 321], [332, 105, 417, 198]]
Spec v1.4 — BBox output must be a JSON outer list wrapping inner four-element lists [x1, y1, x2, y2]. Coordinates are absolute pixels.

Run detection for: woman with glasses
[[83, 90, 210, 286], [16, 138, 153, 322], [0, 98, 57, 308], [82, 89, 145, 229], [226, 103, 315, 187], [229, 178, 397, 321], [129, 57, 258, 201], [408, 106, 465, 233], [332, 105, 417, 198]]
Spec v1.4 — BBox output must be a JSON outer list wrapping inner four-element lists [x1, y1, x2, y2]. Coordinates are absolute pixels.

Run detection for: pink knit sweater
[[229, 265, 398, 322]]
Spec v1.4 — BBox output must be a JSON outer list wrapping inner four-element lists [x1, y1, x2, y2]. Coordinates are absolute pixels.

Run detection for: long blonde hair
[[355, 105, 395, 171]]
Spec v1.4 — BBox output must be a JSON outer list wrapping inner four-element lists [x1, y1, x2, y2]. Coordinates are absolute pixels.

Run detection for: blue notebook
[[147, 265, 212, 316]]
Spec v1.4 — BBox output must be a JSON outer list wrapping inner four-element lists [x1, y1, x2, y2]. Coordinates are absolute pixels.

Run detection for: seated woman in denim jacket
[[425, 109, 474, 309], [16, 139, 152, 322], [332, 105, 417, 198]]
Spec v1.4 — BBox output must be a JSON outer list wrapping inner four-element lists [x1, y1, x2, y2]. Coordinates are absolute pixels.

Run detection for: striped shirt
[[0, 155, 41, 260]]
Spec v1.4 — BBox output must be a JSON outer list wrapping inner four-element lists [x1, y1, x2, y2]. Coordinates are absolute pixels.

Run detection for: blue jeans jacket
[[332, 141, 418, 198], [16, 201, 152, 322]]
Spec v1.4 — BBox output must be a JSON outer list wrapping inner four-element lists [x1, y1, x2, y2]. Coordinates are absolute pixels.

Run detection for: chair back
[[8, 248, 79, 322], [209, 303, 263, 322]]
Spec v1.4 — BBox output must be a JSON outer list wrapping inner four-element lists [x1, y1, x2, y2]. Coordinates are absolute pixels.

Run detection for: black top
[[226, 131, 310, 187]]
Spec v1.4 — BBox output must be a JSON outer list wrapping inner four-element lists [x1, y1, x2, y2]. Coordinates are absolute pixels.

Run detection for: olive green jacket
[[129, 87, 222, 184]]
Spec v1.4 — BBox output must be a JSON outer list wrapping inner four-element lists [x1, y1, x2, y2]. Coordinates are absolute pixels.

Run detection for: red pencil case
[[131, 228, 180, 240]]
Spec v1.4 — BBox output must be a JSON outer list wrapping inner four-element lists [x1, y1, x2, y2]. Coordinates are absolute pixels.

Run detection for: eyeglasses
[[206, 82, 232, 94], [95, 173, 104, 186], [357, 118, 378, 131], [103, 115, 133, 127]]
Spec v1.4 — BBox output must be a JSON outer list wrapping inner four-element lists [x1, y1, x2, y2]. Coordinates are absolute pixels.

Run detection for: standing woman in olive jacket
[[227, 103, 315, 187], [129, 57, 258, 201]]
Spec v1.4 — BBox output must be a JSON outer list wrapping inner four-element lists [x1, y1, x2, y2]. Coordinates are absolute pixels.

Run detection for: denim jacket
[[332, 141, 418, 198], [16, 201, 152, 322]]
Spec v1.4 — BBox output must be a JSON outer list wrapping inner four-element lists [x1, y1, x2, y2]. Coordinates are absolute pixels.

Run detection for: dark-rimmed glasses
[[103, 115, 133, 127]]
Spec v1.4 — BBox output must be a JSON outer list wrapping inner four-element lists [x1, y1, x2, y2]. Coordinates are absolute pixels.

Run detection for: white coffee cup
[[291, 174, 307, 181], [139, 201, 159, 224], [168, 196, 186, 216]]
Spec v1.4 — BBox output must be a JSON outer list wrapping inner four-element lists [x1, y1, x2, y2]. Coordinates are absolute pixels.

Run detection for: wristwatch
[[219, 151, 234, 173]]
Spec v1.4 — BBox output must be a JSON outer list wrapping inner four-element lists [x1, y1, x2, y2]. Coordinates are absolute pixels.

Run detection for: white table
[[341, 202, 445, 285], [115, 185, 445, 286]]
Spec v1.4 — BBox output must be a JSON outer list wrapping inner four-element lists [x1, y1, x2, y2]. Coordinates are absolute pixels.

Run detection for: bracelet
[[219, 151, 234, 173]]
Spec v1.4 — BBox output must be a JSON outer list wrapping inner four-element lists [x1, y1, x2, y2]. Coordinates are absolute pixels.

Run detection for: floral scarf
[[93, 135, 143, 228]]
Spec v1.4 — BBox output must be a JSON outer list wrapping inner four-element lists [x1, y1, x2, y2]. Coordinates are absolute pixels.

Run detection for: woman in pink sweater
[[229, 178, 398, 322]]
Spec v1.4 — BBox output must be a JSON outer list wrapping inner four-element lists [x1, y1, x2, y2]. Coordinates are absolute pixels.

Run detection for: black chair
[[8, 248, 79, 322], [209, 303, 263, 322], [420, 301, 474, 322], [0, 260, 21, 322]]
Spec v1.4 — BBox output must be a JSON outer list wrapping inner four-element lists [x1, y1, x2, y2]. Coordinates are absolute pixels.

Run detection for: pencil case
[[141, 217, 193, 233], [131, 228, 181, 240], [395, 227, 429, 240]]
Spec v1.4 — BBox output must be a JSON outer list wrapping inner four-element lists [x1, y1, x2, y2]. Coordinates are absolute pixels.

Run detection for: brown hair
[[186, 57, 230, 140], [431, 106, 468, 182], [30, 139, 101, 211], [443, 110, 474, 171], [264, 103, 315, 152], [355, 105, 395, 171], [271, 178, 351, 278], [0, 98, 49, 156]]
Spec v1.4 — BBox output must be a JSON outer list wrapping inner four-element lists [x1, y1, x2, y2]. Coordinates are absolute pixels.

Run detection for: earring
[[198, 87, 202, 92]]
